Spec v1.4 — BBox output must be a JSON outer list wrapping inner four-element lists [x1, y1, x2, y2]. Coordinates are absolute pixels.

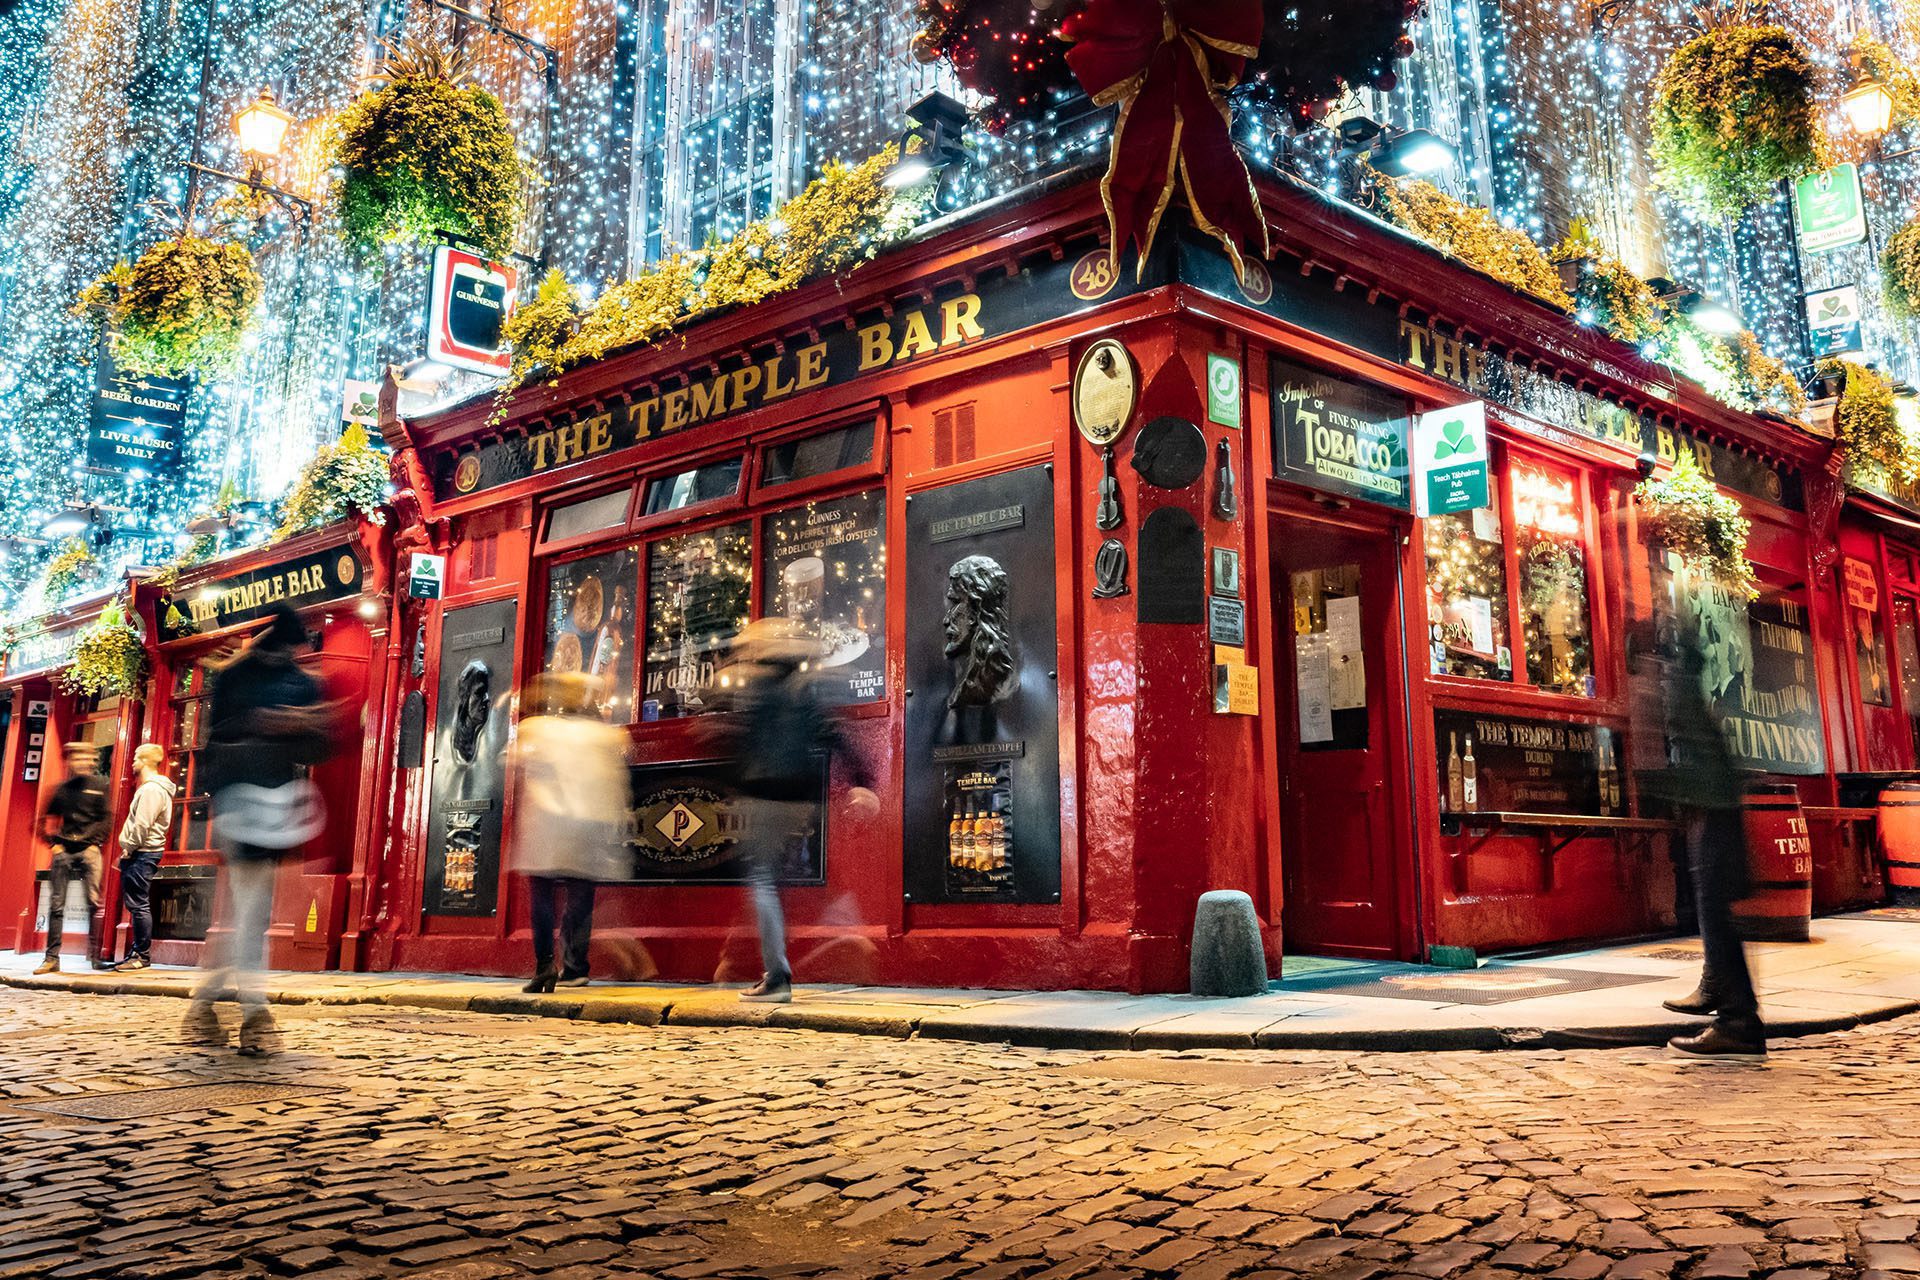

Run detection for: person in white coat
[[506, 673, 630, 991]]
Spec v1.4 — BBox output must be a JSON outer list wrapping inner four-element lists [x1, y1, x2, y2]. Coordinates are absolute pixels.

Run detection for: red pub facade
[[0, 171, 1896, 991]]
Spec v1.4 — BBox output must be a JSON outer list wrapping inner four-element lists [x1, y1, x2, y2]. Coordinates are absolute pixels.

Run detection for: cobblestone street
[[6, 991, 1920, 1279]]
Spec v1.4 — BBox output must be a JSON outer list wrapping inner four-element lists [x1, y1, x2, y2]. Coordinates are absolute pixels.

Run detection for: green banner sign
[[1794, 165, 1868, 254]]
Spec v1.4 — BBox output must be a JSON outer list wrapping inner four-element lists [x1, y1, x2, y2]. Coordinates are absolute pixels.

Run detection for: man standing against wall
[[113, 743, 175, 971], [34, 742, 111, 974]]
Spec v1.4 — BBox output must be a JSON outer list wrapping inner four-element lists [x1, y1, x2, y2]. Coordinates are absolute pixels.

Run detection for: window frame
[[535, 483, 639, 555], [629, 454, 748, 533], [534, 539, 646, 726], [749, 410, 886, 505]]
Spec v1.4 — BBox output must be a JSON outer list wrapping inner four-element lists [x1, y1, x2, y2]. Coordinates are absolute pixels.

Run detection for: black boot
[[1662, 986, 1719, 1015], [523, 969, 557, 994]]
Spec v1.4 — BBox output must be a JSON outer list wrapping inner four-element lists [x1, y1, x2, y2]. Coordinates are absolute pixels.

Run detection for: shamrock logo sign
[[1432, 415, 1476, 460]]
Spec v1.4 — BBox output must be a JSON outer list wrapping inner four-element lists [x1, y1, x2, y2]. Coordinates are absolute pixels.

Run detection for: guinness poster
[[626, 758, 826, 883], [904, 466, 1060, 904], [760, 489, 886, 705], [423, 598, 517, 915]]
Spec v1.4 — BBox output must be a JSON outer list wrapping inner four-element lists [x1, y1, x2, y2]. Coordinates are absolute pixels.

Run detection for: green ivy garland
[[61, 598, 147, 698], [1824, 358, 1914, 483], [328, 40, 527, 259], [274, 423, 391, 540], [1883, 220, 1920, 321], [1650, 25, 1824, 220], [73, 236, 262, 377], [1635, 451, 1759, 600]]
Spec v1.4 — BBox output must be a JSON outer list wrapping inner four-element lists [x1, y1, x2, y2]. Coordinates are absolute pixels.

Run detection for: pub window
[[1894, 595, 1920, 758], [166, 665, 214, 853], [538, 547, 640, 723], [542, 488, 633, 546], [760, 488, 887, 705], [1425, 471, 1512, 682], [641, 520, 752, 719], [760, 423, 874, 489], [642, 457, 743, 517], [1511, 462, 1594, 696]]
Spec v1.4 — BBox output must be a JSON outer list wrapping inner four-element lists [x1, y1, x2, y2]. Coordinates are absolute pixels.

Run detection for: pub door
[[1271, 506, 1415, 958]]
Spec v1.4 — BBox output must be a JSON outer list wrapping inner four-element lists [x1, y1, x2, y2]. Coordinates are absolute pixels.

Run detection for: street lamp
[[233, 90, 294, 165]]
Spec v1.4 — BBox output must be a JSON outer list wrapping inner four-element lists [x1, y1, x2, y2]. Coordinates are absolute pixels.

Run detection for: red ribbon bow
[[1064, 0, 1270, 284]]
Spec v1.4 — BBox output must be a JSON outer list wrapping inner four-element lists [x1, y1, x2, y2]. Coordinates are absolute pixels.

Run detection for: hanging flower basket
[[1650, 25, 1824, 221], [73, 236, 262, 377], [274, 423, 392, 540], [41, 539, 101, 603], [328, 39, 528, 259], [1824, 358, 1915, 483], [1882, 219, 1920, 321], [1550, 220, 1664, 345], [1635, 451, 1758, 600], [61, 599, 147, 698]]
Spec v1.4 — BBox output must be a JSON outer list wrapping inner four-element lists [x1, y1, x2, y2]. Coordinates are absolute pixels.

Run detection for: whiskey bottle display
[[947, 803, 963, 867], [987, 801, 1007, 869], [1461, 736, 1478, 812], [961, 802, 978, 870], [1446, 732, 1463, 813]]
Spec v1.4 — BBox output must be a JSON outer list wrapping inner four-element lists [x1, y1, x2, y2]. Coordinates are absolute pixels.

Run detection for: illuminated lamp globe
[[234, 90, 293, 160], [1841, 72, 1895, 139]]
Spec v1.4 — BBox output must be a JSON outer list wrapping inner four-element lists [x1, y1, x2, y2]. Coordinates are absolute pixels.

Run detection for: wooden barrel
[[1733, 782, 1812, 942], [1878, 781, 1920, 901]]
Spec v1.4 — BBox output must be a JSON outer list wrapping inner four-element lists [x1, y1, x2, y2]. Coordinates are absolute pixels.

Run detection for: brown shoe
[[1668, 1023, 1765, 1060], [237, 1010, 281, 1057], [1662, 986, 1718, 1016], [32, 957, 57, 975], [180, 1002, 229, 1048]]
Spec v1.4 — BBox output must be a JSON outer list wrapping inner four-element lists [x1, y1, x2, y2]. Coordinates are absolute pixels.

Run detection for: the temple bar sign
[[157, 544, 363, 640]]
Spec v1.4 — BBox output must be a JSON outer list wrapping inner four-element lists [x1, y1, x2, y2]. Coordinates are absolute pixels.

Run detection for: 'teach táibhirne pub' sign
[[157, 544, 363, 640]]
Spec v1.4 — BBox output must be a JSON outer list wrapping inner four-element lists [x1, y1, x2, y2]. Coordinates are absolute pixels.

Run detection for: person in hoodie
[[112, 743, 175, 971]]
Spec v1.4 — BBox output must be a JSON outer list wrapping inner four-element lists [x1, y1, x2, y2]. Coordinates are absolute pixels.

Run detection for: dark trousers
[[529, 876, 596, 978], [1688, 809, 1761, 1036], [119, 852, 162, 959], [45, 845, 103, 961]]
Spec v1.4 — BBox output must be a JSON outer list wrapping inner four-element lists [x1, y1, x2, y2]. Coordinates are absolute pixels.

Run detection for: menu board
[[643, 521, 752, 719], [1434, 708, 1622, 819], [541, 547, 637, 721], [760, 489, 886, 705]]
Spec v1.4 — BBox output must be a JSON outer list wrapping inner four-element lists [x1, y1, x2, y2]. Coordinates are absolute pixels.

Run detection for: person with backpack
[[718, 618, 877, 1004], [181, 605, 337, 1056]]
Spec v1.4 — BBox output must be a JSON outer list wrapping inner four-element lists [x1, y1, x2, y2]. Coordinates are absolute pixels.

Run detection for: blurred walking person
[[506, 672, 630, 992], [719, 619, 877, 1004], [1630, 609, 1764, 1059], [112, 743, 176, 971], [34, 742, 112, 974], [183, 605, 335, 1056]]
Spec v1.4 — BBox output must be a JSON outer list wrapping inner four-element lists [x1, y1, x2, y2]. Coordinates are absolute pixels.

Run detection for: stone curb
[[7, 971, 1915, 1052]]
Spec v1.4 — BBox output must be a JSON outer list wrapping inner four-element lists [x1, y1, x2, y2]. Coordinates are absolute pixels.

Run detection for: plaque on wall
[[904, 466, 1061, 905], [1131, 416, 1208, 489], [1137, 506, 1204, 624], [625, 757, 826, 884], [423, 597, 518, 916]]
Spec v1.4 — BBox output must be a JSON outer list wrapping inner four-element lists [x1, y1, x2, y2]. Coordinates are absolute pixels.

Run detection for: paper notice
[[1471, 504, 1500, 543], [1467, 595, 1494, 656], [1296, 635, 1333, 744], [1327, 595, 1362, 652]]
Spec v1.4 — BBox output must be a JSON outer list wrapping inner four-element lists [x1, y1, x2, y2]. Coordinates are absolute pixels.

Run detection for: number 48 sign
[[1414, 401, 1490, 516]]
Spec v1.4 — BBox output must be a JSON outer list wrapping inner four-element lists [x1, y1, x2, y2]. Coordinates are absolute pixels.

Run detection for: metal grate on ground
[[1273, 964, 1666, 1006], [11, 1081, 337, 1120]]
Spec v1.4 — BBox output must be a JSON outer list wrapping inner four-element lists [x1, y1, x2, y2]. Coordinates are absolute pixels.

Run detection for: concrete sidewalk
[[5, 911, 1920, 1050]]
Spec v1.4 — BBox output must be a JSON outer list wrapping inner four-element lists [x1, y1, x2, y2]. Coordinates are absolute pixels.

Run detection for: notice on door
[[1296, 634, 1334, 743]]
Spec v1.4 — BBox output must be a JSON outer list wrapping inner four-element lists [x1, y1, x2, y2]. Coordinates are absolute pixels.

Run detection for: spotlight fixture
[[1649, 278, 1741, 335], [885, 92, 970, 190]]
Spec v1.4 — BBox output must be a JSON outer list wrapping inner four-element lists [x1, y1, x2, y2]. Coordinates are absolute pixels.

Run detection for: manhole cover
[[1043, 1060, 1314, 1088], [1638, 947, 1703, 961], [14, 1082, 335, 1120]]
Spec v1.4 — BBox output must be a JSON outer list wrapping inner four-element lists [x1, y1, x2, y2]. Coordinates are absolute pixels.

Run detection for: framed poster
[[642, 521, 752, 719], [760, 489, 886, 704], [541, 547, 638, 721], [903, 466, 1061, 905], [423, 598, 517, 917], [625, 757, 827, 884]]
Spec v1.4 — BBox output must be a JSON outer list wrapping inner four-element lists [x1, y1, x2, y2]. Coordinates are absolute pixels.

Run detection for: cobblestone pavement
[[6, 991, 1920, 1280]]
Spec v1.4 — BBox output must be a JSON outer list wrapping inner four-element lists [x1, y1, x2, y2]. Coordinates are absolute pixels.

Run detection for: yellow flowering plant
[[1375, 174, 1573, 310]]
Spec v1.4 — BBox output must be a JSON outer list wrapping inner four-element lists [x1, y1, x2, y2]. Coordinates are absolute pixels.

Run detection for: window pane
[[1292, 563, 1367, 750], [760, 489, 886, 704], [1896, 597, 1920, 758], [1424, 477, 1511, 681], [541, 548, 639, 723], [643, 522, 752, 718], [545, 489, 631, 543], [762, 424, 874, 487], [644, 458, 743, 515], [1511, 463, 1594, 696]]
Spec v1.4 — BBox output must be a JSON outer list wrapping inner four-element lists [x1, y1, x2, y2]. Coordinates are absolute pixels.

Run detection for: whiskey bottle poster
[[424, 598, 518, 916], [904, 466, 1061, 905], [541, 546, 638, 721]]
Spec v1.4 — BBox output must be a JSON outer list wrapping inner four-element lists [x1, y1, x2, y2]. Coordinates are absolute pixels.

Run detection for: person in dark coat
[[35, 742, 112, 973], [718, 619, 877, 1003], [1630, 611, 1763, 1058], [182, 604, 334, 1056]]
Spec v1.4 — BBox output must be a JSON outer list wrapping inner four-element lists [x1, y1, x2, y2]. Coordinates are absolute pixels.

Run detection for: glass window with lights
[[641, 521, 753, 720], [1510, 461, 1595, 696], [1424, 472, 1513, 682], [759, 489, 886, 705]]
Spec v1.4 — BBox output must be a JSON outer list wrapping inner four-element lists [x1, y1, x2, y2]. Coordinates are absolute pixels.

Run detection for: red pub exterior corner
[[1, 169, 1900, 992]]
